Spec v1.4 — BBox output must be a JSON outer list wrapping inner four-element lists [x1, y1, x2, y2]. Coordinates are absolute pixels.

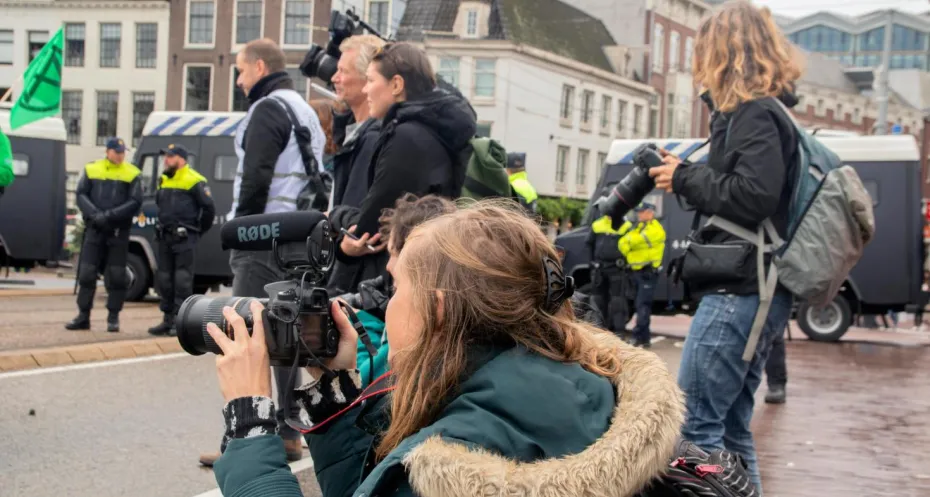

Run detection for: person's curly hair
[[377, 194, 457, 253], [309, 99, 348, 155]]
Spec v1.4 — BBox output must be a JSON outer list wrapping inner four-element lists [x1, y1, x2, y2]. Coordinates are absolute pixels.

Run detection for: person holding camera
[[198, 38, 325, 468], [204, 201, 684, 497], [327, 42, 477, 289], [647, 2, 802, 493], [618, 202, 665, 348], [65, 138, 142, 332], [148, 144, 215, 336]]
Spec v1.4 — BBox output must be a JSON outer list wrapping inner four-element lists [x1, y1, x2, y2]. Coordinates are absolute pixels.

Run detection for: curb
[[0, 337, 184, 373], [0, 288, 75, 298]]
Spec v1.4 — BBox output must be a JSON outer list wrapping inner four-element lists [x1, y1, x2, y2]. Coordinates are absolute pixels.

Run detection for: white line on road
[[0, 352, 189, 380], [191, 457, 316, 497]]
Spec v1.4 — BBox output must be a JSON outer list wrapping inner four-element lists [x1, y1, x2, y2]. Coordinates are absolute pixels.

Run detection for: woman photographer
[[647, 2, 802, 493], [207, 201, 685, 497], [328, 42, 477, 293]]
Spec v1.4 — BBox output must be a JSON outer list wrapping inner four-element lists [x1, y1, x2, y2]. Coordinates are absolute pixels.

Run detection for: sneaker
[[765, 385, 786, 404], [65, 314, 91, 331]]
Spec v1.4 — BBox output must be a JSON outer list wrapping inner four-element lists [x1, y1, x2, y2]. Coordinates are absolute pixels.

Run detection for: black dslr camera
[[336, 276, 391, 321], [301, 9, 380, 85], [593, 143, 664, 229], [176, 216, 343, 367]]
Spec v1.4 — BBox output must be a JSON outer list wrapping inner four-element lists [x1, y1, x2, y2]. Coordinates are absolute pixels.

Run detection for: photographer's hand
[[307, 300, 359, 378], [649, 150, 682, 193], [205, 301, 273, 402]]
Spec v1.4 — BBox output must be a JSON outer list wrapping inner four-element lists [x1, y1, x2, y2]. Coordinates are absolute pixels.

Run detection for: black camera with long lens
[[176, 212, 342, 367], [336, 275, 390, 320], [301, 9, 371, 85], [593, 143, 664, 229]]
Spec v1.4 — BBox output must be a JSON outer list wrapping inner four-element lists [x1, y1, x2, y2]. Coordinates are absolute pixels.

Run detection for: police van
[[556, 134, 926, 342], [125, 111, 244, 300], [0, 107, 67, 269]]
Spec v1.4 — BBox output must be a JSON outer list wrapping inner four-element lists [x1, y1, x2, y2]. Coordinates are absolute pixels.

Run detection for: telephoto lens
[[594, 143, 663, 227], [176, 295, 265, 357]]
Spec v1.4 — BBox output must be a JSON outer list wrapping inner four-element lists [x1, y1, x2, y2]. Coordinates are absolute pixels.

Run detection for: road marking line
[[0, 352, 188, 380], [650, 336, 666, 345], [191, 457, 316, 497]]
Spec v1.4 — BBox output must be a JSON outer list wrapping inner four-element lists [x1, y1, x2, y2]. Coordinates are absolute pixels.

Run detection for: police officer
[[506, 152, 538, 214], [618, 202, 666, 348], [65, 138, 142, 332], [148, 144, 215, 336], [586, 208, 632, 336]]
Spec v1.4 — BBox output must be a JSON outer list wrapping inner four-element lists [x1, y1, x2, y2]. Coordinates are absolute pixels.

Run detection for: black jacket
[[331, 112, 382, 208], [156, 165, 216, 234], [76, 159, 143, 232], [672, 92, 799, 296], [327, 90, 477, 290], [235, 72, 298, 218]]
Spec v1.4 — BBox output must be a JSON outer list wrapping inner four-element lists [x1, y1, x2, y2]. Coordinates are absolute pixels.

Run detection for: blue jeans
[[678, 290, 793, 495]]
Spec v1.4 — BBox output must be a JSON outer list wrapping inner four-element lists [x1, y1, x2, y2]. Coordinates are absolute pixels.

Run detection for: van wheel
[[125, 253, 151, 302], [797, 295, 853, 342]]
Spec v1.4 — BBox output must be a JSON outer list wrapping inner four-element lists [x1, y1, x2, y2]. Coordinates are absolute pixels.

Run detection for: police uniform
[[586, 214, 632, 334], [149, 144, 215, 335], [506, 153, 538, 214], [618, 203, 666, 347], [66, 138, 142, 332]]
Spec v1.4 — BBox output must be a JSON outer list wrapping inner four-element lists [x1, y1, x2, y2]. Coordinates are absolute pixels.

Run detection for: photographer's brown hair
[[377, 194, 456, 252], [371, 42, 437, 100]]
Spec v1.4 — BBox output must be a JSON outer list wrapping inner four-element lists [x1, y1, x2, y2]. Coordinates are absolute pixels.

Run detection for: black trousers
[[765, 326, 787, 388], [156, 238, 196, 316], [76, 227, 130, 314], [631, 269, 659, 342], [592, 264, 630, 334]]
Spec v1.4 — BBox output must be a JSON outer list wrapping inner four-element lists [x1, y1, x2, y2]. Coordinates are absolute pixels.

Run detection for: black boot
[[107, 313, 120, 333], [65, 313, 91, 331], [765, 385, 786, 404], [148, 314, 175, 336]]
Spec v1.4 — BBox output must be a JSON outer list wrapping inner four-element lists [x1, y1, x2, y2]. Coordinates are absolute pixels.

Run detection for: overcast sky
[[755, 0, 927, 18]]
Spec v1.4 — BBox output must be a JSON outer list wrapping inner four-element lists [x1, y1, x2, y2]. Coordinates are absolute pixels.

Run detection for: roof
[[0, 109, 66, 142], [607, 135, 920, 166], [782, 9, 930, 34], [141, 112, 245, 137], [398, 0, 617, 73]]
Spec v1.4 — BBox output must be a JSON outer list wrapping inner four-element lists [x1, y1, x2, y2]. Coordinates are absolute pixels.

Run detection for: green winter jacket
[[213, 332, 684, 497]]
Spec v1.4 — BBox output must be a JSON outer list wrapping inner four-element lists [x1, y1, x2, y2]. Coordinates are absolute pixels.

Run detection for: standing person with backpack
[[197, 38, 325, 468], [646, 3, 803, 493], [327, 42, 476, 284]]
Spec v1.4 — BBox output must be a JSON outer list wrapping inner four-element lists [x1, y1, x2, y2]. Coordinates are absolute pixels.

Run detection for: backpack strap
[[270, 95, 320, 177]]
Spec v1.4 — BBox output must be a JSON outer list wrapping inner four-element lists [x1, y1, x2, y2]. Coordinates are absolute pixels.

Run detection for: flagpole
[[0, 75, 22, 105]]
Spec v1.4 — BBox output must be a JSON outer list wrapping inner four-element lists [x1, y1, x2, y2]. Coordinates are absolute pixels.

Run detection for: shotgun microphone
[[220, 211, 328, 251]]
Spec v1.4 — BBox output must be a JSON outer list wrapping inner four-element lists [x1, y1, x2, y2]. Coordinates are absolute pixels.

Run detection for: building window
[[28, 31, 49, 62], [560, 85, 574, 121], [64, 23, 85, 67], [185, 65, 212, 111], [652, 23, 664, 70], [283, 1, 312, 46], [12, 154, 29, 176], [0, 30, 12, 65], [555, 146, 569, 184], [816, 98, 825, 116], [236, 1, 263, 44], [62, 90, 83, 145], [633, 104, 643, 134], [596, 152, 608, 180], [649, 108, 658, 137], [136, 23, 157, 68], [132, 93, 155, 146], [474, 58, 495, 97], [836, 103, 843, 121], [666, 93, 675, 138], [576, 148, 589, 189], [476, 122, 492, 137], [368, 0, 389, 35], [232, 67, 249, 111], [669, 31, 680, 71], [581, 90, 594, 126], [600, 95, 611, 130], [859, 27, 884, 51], [617, 100, 627, 133], [684, 36, 693, 71], [853, 108, 861, 124], [189, 1, 215, 45], [286, 67, 308, 98], [100, 23, 121, 68], [215, 156, 239, 181], [437, 57, 460, 89], [466, 10, 478, 37], [96, 91, 118, 146]]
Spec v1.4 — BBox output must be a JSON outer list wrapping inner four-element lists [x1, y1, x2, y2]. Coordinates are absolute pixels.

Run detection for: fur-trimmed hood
[[360, 331, 685, 497]]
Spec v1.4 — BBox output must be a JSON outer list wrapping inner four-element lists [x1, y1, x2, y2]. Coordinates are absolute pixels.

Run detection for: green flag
[[10, 28, 63, 130], [0, 128, 13, 188]]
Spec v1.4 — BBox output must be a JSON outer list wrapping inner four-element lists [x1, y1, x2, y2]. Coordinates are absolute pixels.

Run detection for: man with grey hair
[[198, 38, 325, 467], [326, 34, 388, 294]]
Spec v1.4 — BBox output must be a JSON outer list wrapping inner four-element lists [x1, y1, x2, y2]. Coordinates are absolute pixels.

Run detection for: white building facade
[[0, 0, 170, 199], [421, 39, 655, 199]]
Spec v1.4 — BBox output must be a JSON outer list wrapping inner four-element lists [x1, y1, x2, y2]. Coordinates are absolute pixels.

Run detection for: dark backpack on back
[[637, 439, 759, 497], [270, 95, 331, 212]]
